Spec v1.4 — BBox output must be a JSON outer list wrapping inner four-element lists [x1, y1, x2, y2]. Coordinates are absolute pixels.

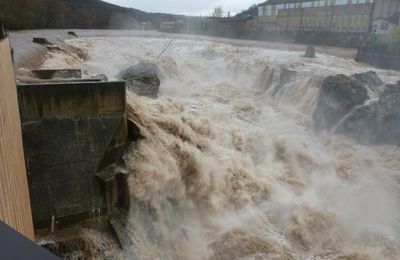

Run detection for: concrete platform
[[17, 81, 127, 230]]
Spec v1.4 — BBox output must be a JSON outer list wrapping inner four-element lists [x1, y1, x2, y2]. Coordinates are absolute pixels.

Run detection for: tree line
[[0, 0, 159, 30]]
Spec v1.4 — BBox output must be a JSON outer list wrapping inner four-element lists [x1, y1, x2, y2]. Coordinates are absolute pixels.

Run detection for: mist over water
[[44, 35, 400, 259]]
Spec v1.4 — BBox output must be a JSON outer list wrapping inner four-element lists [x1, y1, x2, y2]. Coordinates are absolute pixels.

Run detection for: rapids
[[41, 35, 400, 260]]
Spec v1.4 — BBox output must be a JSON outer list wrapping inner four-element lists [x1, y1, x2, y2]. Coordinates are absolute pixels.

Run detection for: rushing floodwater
[[41, 35, 400, 259]]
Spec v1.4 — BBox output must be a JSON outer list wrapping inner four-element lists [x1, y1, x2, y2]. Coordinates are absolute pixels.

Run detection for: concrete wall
[[0, 38, 35, 239], [18, 81, 127, 230], [356, 51, 400, 71]]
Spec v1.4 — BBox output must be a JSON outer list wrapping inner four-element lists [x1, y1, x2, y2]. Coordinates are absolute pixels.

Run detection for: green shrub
[[389, 26, 400, 55]]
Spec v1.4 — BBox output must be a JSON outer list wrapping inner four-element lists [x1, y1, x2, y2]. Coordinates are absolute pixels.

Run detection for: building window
[[271, 5, 277, 15], [335, 0, 348, 5], [318, 0, 326, 7], [381, 22, 389, 30], [288, 3, 295, 8], [277, 4, 284, 10], [303, 1, 313, 8], [258, 7, 263, 16], [266, 6, 272, 16], [357, 0, 373, 3]]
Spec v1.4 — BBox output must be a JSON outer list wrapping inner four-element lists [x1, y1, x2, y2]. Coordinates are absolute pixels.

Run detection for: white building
[[372, 13, 399, 35]]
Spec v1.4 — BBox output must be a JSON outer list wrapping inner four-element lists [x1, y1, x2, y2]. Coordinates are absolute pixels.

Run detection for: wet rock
[[304, 45, 316, 58], [314, 74, 400, 146], [352, 71, 383, 92], [94, 74, 108, 81], [255, 65, 297, 96], [376, 83, 400, 145], [33, 37, 53, 45], [313, 74, 368, 132], [68, 31, 78, 37], [117, 61, 160, 98], [337, 101, 378, 145], [279, 67, 297, 86]]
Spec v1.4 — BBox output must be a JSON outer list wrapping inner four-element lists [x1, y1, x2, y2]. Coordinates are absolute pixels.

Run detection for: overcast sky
[[103, 0, 258, 16]]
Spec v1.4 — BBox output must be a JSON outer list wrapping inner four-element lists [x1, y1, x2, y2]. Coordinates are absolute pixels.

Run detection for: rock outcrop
[[376, 83, 400, 145], [313, 74, 369, 132], [353, 71, 383, 89], [313, 72, 400, 146], [336, 101, 378, 144], [304, 45, 316, 58], [117, 61, 160, 98], [255, 65, 297, 96], [94, 74, 108, 81]]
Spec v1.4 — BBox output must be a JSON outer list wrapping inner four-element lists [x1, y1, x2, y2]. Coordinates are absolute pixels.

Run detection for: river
[[38, 32, 400, 260]]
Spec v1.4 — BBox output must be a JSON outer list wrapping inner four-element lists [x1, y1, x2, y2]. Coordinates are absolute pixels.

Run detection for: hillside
[[0, 0, 187, 30]]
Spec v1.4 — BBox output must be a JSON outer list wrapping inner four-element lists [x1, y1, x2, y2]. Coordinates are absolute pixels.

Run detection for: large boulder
[[313, 74, 369, 132], [353, 71, 383, 93], [255, 65, 297, 96], [94, 74, 108, 82], [376, 82, 400, 145], [304, 45, 316, 58], [336, 101, 378, 145], [117, 61, 160, 98], [314, 73, 400, 146], [353, 71, 383, 88]]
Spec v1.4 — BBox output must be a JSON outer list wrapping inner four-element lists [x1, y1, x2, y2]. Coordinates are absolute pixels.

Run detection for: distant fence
[[0, 29, 35, 239]]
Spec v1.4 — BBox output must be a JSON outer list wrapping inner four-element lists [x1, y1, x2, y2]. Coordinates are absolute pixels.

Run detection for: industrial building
[[258, 0, 374, 33], [258, 0, 400, 36], [372, 0, 400, 20]]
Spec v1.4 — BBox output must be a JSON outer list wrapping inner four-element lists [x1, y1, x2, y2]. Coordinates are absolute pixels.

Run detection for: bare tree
[[212, 6, 223, 17]]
